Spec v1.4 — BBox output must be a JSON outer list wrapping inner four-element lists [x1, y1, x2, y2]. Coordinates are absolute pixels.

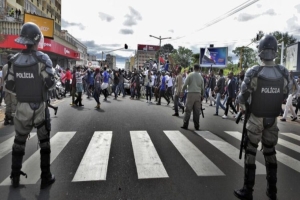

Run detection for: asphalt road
[[0, 94, 299, 200]]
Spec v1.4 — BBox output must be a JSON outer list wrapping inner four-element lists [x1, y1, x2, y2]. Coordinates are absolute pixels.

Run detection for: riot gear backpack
[[12, 53, 44, 102]]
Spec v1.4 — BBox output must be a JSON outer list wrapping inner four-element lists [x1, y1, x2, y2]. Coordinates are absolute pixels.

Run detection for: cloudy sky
[[61, 0, 300, 68]]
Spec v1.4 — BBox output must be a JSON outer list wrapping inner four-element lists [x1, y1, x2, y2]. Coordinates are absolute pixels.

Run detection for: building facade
[[134, 44, 160, 69], [129, 56, 135, 71], [124, 59, 130, 71], [105, 54, 116, 70], [0, 0, 90, 69]]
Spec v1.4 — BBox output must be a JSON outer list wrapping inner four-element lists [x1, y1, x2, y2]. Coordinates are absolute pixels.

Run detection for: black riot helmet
[[258, 35, 278, 61], [15, 22, 43, 45]]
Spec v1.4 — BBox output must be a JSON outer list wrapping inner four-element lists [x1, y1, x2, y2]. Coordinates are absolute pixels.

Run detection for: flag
[[159, 56, 165, 64], [203, 48, 216, 64]]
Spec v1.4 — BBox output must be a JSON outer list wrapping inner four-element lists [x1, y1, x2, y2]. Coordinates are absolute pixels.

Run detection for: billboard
[[137, 44, 160, 51], [199, 47, 228, 68], [24, 13, 54, 39], [286, 42, 300, 71]]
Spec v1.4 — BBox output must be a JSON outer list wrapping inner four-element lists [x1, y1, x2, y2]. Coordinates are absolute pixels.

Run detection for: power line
[[170, 0, 260, 41]]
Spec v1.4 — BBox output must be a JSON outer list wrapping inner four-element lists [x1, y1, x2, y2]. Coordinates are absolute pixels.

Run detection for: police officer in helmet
[[234, 35, 289, 200], [6, 22, 56, 189]]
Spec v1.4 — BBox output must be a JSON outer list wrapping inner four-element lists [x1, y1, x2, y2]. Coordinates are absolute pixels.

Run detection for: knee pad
[[12, 135, 27, 154], [262, 143, 277, 164], [244, 139, 258, 164], [39, 138, 51, 153]]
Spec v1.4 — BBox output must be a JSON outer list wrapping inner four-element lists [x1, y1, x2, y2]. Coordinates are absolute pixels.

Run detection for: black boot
[[266, 163, 277, 200], [234, 164, 256, 200], [40, 149, 55, 189], [181, 122, 188, 130], [10, 150, 26, 188], [4, 115, 10, 126]]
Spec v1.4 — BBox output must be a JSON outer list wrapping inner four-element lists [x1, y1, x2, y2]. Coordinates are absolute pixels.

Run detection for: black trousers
[[158, 90, 169, 104], [74, 92, 83, 106], [224, 97, 237, 115], [166, 87, 173, 101]]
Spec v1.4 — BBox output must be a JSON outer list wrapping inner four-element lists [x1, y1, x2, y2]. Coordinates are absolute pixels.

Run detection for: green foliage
[[192, 53, 200, 64], [252, 30, 297, 64], [155, 43, 174, 61], [232, 47, 258, 69], [170, 46, 194, 68]]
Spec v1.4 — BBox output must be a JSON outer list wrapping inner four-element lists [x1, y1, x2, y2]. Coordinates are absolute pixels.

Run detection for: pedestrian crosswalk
[[0, 129, 300, 186]]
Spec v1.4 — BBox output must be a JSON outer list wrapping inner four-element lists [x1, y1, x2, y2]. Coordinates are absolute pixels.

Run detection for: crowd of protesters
[[50, 62, 300, 123]]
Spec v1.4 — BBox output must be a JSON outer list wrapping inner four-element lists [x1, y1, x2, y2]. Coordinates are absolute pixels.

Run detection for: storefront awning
[[0, 35, 80, 60]]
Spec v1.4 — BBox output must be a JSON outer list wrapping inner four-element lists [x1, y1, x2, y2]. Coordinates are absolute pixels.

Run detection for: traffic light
[[124, 44, 128, 49]]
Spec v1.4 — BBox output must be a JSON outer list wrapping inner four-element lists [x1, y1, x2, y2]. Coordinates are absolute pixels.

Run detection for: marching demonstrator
[[5, 22, 56, 189], [234, 35, 289, 200]]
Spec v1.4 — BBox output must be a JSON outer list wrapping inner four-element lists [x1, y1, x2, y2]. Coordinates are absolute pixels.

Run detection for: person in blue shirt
[[87, 69, 94, 98], [101, 67, 109, 101], [164, 60, 169, 72], [156, 71, 170, 105]]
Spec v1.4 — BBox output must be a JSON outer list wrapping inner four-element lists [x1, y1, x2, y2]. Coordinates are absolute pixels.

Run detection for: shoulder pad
[[277, 65, 289, 77], [245, 65, 260, 77], [35, 51, 53, 68]]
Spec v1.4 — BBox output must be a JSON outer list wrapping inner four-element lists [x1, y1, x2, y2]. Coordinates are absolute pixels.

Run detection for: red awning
[[0, 35, 80, 60]]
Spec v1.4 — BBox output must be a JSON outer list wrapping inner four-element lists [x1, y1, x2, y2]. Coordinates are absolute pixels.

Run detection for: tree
[[252, 31, 298, 64], [170, 46, 194, 68], [192, 53, 200, 64], [155, 43, 174, 61], [227, 56, 233, 65], [232, 47, 258, 69]]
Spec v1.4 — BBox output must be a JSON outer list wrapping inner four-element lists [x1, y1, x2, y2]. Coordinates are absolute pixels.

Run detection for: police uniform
[[2, 54, 17, 125], [234, 35, 289, 200], [6, 22, 56, 189]]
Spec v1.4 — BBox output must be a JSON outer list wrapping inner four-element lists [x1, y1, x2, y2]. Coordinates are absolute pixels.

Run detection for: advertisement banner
[[199, 47, 228, 68], [137, 44, 160, 51], [0, 35, 79, 59], [286, 42, 299, 71], [24, 13, 54, 38]]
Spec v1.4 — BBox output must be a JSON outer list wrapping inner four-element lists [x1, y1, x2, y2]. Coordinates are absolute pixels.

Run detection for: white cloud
[[61, 0, 300, 67]]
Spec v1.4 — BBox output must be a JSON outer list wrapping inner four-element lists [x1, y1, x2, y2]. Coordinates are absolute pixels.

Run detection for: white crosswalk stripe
[[164, 130, 224, 176], [0, 132, 76, 186], [130, 131, 168, 179], [280, 132, 300, 141], [72, 131, 113, 182], [224, 131, 300, 173], [195, 131, 265, 174], [0, 130, 300, 186], [0, 133, 37, 160]]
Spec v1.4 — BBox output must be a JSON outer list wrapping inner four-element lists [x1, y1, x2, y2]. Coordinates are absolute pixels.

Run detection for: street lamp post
[[149, 35, 171, 70]]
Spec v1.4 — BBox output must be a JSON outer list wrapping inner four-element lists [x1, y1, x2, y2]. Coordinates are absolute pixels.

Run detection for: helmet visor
[[15, 36, 34, 45]]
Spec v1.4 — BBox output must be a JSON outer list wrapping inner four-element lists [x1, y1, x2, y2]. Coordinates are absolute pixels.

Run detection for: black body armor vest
[[251, 73, 284, 118], [13, 53, 43, 102]]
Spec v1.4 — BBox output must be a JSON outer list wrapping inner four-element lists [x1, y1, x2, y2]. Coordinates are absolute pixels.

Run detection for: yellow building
[[130, 56, 135, 71]]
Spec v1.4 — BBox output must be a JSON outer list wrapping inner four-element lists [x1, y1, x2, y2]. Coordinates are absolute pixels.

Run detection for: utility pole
[[149, 35, 171, 69]]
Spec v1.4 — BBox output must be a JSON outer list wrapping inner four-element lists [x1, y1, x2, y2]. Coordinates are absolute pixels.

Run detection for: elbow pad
[[42, 67, 56, 89]]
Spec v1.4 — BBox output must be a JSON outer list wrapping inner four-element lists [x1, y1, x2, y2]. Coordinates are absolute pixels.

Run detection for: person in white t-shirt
[[152, 61, 157, 71], [165, 72, 174, 101]]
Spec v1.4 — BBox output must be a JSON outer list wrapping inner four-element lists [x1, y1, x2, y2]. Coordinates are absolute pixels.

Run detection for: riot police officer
[[5, 22, 56, 189], [234, 35, 289, 200]]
